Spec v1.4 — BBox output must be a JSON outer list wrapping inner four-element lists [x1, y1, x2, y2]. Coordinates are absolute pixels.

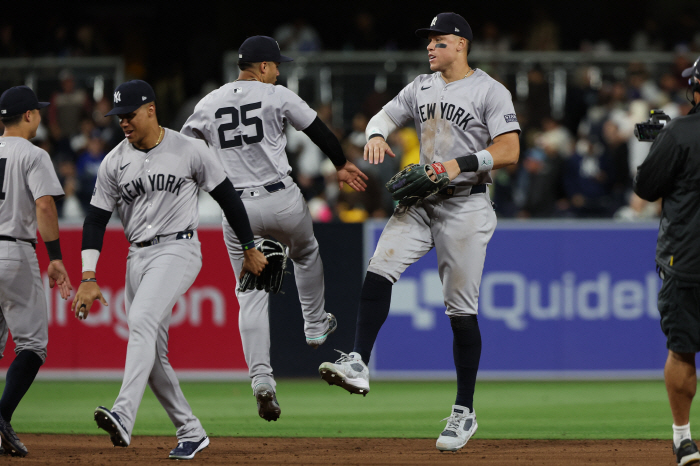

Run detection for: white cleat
[[306, 313, 338, 349], [318, 350, 370, 396], [436, 405, 478, 452]]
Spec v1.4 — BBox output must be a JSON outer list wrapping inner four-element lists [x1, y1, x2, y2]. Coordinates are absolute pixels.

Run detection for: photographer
[[633, 57, 700, 466]]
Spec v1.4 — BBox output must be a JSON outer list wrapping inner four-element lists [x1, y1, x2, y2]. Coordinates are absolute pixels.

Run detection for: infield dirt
[[3, 436, 679, 465]]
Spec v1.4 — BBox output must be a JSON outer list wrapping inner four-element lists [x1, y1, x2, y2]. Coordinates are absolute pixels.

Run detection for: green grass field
[[10, 380, 692, 439]]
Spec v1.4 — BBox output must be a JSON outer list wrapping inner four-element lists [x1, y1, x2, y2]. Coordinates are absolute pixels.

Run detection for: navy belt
[[0, 236, 36, 249], [134, 230, 194, 248], [438, 184, 487, 197], [236, 181, 285, 196]]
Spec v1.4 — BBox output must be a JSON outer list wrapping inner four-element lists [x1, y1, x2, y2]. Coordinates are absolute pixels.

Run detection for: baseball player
[[0, 85, 72, 456], [319, 13, 520, 452], [181, 35, 368, 421], [71, 80, 266, 460]]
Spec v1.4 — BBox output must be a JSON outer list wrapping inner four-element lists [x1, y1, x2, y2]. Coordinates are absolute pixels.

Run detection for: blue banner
[[365, 220, 667, 378]]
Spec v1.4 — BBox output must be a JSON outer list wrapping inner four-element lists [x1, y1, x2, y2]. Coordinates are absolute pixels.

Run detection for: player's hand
[[439, 159, 461, 181], [336, 161, 369, 192], [72, 281, 108, 320], [47, 260, 73, 300], [363, 137, 396, 165], [240, 248, 268, 280]]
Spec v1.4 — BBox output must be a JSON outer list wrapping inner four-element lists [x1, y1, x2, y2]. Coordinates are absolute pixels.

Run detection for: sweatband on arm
[[44, 239, 62, 261], [81, 249, 100, 272], [302, 117, 347, 167], [82, 205, 112, 252], [209, 179, 255, 250], [456, 150, 494, 173], [365, 109, 398, 142]]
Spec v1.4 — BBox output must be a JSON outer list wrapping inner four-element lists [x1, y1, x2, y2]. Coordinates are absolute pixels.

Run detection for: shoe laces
[[441, 412, 464, 432], [333, 349, 354, 364]]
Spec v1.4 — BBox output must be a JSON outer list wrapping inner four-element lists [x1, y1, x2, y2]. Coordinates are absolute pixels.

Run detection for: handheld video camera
[[634, 109, 670, 142]]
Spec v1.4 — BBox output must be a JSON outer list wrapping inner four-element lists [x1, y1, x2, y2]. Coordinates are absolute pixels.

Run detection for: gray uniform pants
[[111, 236, 206, 442], [0, 241, 48, 361], [223, 176, 329, 392], [368, 189, 497, 316]]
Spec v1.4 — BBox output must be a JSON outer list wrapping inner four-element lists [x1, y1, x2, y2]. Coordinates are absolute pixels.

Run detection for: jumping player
[[318, 13, 520, 452], [181, 35, 368, 422], [0, 86, 73, 456], [72, 80, 266, 459]]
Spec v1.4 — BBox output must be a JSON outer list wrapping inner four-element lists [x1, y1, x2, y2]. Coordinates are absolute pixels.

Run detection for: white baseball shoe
[[306, 313, 338, 349], [318, 350, 370, 396], [436, 405, 478, 452]]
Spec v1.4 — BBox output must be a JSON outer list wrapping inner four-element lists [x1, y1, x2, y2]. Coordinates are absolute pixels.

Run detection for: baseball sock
[[352, 271, 393, 363], [673, 423, 692, 448], [0, 350, 43, 422], [450, 315, 482, 411]]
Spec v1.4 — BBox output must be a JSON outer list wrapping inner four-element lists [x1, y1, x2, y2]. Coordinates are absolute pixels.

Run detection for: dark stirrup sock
[[352, 271, 393, 364], [450, 315, 482, 411], [0, 350, 43, 422]]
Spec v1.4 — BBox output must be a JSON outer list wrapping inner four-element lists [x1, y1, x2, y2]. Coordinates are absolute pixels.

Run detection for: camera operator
[[633, 57, 700, 466]]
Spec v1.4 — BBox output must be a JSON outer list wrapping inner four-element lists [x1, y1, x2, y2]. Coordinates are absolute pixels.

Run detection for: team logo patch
[[504, 113, 518, 123]]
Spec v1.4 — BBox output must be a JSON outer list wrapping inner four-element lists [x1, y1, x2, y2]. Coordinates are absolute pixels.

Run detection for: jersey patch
[[504, 113, 518, 123]]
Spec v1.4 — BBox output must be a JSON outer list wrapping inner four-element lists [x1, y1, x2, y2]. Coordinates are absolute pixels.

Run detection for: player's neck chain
[[463, 68, 475, 79], [153, 126, 164, 148]]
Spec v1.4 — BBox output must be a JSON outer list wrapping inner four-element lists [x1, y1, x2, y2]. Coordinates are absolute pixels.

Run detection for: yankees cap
[[238, 36, 293, 63], [0, 85, 49, 118], [682, 57, 700, 81], [416, 12, 473, 41], [105, 80, 156, 116]]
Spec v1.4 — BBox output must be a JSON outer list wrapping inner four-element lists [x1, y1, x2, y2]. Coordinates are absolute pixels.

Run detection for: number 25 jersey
[[181, 81, 317, 189]]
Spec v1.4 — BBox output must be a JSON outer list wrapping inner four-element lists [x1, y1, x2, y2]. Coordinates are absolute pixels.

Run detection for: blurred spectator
[[335, 140, 387, 221], [526, 9, 560, 51], [49, 69, 91, 140], [0, 24, 22, 57], [286, 127, 325, 200], [563, 137, 615, 217], [480, 21, 512, 53], [626, 62, 663, 104], [274, 18, 322, 52], [523, 65, 551, 136], [344, 12, 382, 51], [74, 25, 106, 56], [70, 117, 96, 154], [75, 131, 106, 212], [92, 97, 123, 151], [564, 66, 602, 135], [631, 19, 665, 52]]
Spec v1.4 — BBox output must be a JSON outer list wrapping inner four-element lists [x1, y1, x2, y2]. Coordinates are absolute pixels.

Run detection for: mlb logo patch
[[504, 113, 518, 123]]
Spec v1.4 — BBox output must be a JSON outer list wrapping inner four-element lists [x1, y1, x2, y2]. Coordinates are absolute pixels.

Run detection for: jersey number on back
[[215, 102, 264, 149], [0, 158, 6, 200]]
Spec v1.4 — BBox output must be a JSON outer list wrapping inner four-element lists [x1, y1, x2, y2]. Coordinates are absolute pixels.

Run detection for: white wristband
[[81, 249, 100, 273], [475, 149, 494, 173]]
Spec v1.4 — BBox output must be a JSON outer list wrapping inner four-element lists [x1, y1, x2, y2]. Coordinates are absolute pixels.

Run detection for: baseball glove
[[385, 162, 451, 207], [237, 239, 288, 294]]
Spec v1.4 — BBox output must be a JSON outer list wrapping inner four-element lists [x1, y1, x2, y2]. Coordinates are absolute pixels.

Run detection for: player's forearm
[[485, 132, 520, 169], [209, 179, 255, 250], [36, 195, 63, 261], [365, 110, 398, 141]]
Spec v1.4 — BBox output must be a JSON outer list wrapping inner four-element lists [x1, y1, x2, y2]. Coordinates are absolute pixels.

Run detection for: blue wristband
[[242, 241, 256, 251]]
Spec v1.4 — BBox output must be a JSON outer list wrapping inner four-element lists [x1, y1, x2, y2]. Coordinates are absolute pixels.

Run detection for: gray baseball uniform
[[0, 137, 64, 361], [369, 70, 520, 315], [91, 128, 225, 442], [181, 81, 330, 392]]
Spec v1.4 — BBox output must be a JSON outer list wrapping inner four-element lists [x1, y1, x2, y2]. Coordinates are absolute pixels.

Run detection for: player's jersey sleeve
[[191, 140, 227, 192], [90, 153, 119, 212], [26, 147, 64, 201], [278, 86, 317, 131], [383, 78, 419, 127], [483, 82, 521, 139], [181, 99, 215, 145]]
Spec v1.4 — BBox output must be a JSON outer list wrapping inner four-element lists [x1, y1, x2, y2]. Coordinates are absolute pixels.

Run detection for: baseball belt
[[0, 236, 36, 249], [437, 184, 487, 197], [236, 181, 285, 196], [134, 230, 195, 248]]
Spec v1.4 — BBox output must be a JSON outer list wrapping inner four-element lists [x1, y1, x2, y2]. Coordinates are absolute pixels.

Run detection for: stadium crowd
[[1, 10, 699, 223]]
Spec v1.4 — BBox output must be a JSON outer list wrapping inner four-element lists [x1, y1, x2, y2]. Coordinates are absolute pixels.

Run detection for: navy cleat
[[0, 417, 28, 457], [94, 406, 129, 447], [169, 436, 210, 460], [674, 438, 700, 466]]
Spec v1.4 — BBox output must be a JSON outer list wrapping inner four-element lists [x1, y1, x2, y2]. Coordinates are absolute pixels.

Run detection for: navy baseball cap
[[416, 12, 473, 41], [238, 36, 293, 63], [0, 86, 49, 118], [682, 57, 700, 80], [105, 80, 156, 116]]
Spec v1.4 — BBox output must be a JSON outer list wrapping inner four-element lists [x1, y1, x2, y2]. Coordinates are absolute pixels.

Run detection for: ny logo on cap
[[114, 91, 121, 103], [431, 16, 437, 26]]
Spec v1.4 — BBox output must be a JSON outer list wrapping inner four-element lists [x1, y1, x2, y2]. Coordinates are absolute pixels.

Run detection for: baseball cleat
[[94, 406, 130, 447], [169, 436, 210, 460], [436, 405, 478, 452], [674, 438, 700, 466], [0, 418, 28, 457], [306, 313, 338, 349], [318, 350, 370, 396], [254, 383, 281, 421]]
